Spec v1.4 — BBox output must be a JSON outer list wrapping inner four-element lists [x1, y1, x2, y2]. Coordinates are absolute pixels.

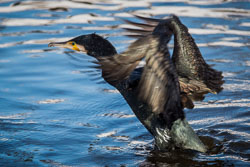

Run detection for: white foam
[[195, 98, 250, 108], [97, 130, 116, 138], [37, 99, 65, 104]]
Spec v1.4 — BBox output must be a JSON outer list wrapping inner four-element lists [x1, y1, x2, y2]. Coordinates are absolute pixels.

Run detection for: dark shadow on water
[[0, 25, 5, 31], [135, 134, 240, 167], [140, 154, 235, 167], [140, 146, 233, 167]]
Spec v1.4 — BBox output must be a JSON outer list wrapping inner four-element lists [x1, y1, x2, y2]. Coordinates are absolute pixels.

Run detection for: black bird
[[48, 15, 224, 153], [123, 15, 224, 101]]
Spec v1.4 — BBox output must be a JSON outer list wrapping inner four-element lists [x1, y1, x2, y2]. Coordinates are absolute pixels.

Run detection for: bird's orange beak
[[48, 41, 83, 52]]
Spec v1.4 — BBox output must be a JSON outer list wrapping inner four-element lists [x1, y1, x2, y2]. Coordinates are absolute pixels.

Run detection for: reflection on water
[[0, 0, 250, 166]]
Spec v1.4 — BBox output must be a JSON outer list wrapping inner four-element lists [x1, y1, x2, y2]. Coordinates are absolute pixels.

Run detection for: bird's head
[[48, 33, 117, 58]]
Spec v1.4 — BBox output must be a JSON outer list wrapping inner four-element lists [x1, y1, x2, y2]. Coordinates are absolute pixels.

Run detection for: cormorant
[[48, 15, 224, 153]]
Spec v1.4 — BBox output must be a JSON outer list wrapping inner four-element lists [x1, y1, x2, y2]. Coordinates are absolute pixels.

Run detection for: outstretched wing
[[168, 16, 224, 95], [96, 36, 152, 84], [97, 35, 185, 127], [122, 15, 160, 38], [123, 15, 172, 42], [123, 15, 224, 100], [137, 37, 185, 128]]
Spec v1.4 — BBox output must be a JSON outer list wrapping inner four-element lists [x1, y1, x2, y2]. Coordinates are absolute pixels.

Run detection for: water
[[0, 0, 249, 166]]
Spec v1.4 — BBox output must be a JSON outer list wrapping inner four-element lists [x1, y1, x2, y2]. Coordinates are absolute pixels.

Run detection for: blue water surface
[[0, 0, 249, 166]]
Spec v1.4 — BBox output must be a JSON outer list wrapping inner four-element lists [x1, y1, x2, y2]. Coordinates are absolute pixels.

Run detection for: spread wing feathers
[[96, 36, 153, 83], [138, 42, 185, 127], [169, 16, 224, 94], [95, 34, 193, 115], [123, 15, 172, 42], [123, 15, 224, 99], [133, 14, 161, 24], [123, 19, 156, 31], [122, 15, 159, 38], [123, 27, 153, 36]]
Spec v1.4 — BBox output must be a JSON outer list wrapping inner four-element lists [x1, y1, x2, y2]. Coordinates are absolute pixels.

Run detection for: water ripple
[[0, 0, 249, 166]]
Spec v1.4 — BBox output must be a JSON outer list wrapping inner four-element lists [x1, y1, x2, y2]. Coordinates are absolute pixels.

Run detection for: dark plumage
[[48, 15, 224, 153], [123, 15, 224, 101], [71, 33, 117, 57]]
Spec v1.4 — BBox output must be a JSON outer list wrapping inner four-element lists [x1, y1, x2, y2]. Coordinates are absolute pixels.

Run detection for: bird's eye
[[71, 42, 76, 46]]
